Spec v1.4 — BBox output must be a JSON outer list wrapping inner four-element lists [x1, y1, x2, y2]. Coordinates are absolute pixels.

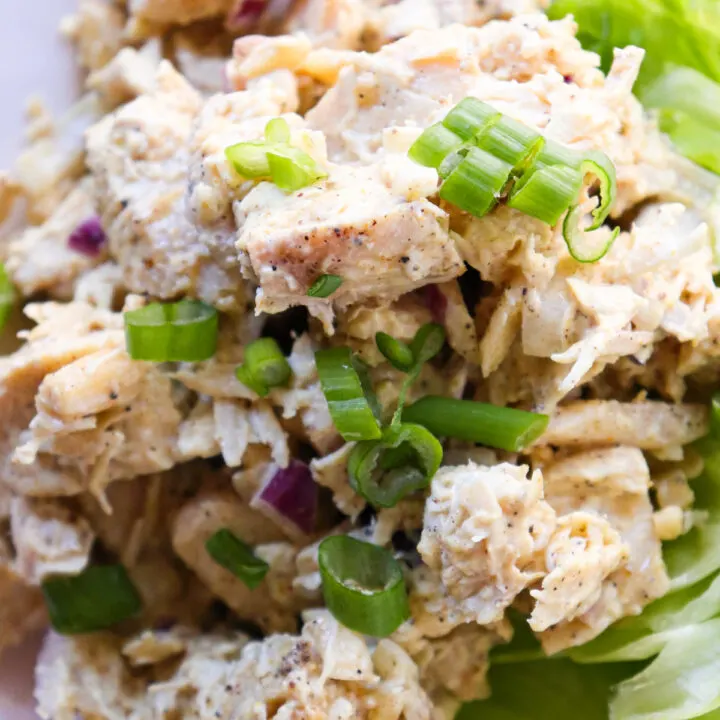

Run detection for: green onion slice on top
[[225, 117, 327, 193], [264, 116, 291, 144], [508, 164, 584, 226], [315, 347, 382, 441], [475, 115, 545, 170], [124, 299, 218, 362], [235, 337, 292, 397], [439, 146, 513, 217], [402, 396, 549, 452], [318, 535, 410, 637], [0, 263, 15, 333], [442, 97, 501, 141], [266, 145, 327, 193], [205, 529, 269, 589], [391, 323, 446, 425], [307, 274, 343, 298], [348, 422, 443, 507], [375, 332, 415, 372], [408, 122, 464, 169], [408, 99, 620, 262], [41, 565, 142, 635]]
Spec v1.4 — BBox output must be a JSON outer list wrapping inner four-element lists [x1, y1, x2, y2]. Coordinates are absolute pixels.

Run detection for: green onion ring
[[124, 299, 218, 362], [205, 529, 269, 589], [318, 535, 410, 637], [235, 337, 292, 397], [307, 274, 343, 298], [41, 565, 142, 635], [375, 332, 415, 372], [348, 422, 443, 507], [315, 347, 382, 441]]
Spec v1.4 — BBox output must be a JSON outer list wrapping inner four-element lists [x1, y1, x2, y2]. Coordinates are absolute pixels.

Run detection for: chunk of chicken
[[10, 496, 95, 585], [186, 74, 299, 306], [237, 163, 463, 331], [86, 64, 206, 302], [35, 632, 147, 720], [529, 511, 628, 633], [15, 341, 182, 507], [540, 400, 709, 450], [393, 619, 512, 707], [171, 488, 305, 633], [0, 302, 124, 497], [200, 610, 435, 719], [5, 180, 104, 300], [35, 628, 250, 719], [537, 447, 669, 653], [308, 15, 676, 211], [469, 206, 718, 409], [417, 462, 556, 628]]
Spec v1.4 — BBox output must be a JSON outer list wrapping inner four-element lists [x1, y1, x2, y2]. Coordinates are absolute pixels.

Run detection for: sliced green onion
[[376, 332, 414, 372], [307, 274, 343, 298], [392, 323, 447, 425], [439, 146, 513, 216], [438, 149, 466, 179], [562, 205, 620, 263], [408, 322, 445, 367], [475, 115, 544, 169], [266, 144, 327, 193], [318, 535, 410, 637], [508, 164, 583, 225], [408, 123, 464, 169], [402, 396, 549, 451], [0, 264, 15, 333], [124, 299, 218, 362], [533, 138, 583, 169], [581, 152, 617, 230], [205, 528, 269, 590], [315, 347, 382, 441], [41, 565, 142, 635], [225, 142, 272, 179], [348, 422, 442, 507], [442, 97, 500, 141], [264, 117, 291, 144], [235, 337, 292, 397]]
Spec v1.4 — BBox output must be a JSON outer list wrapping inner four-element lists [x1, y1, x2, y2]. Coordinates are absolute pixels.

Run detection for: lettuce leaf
[[456, 658, 637, 720], [609, 618, 720, 720], [547, 0, 720, 93], [640, 68, 720, 174], [664, 450, 720, 590]]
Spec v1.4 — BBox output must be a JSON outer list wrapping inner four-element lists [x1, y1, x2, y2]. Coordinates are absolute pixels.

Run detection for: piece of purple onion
[[251, 460, 318, 539], [68, 216, 106, 257]]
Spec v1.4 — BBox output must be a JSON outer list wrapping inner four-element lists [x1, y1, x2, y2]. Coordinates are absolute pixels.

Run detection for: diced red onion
[[68, 216, 106, 257], [251, 460, 318, 539], [423, 284, 448, 323]]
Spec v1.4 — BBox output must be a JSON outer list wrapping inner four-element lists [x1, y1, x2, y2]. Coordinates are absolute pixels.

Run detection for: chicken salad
[[2, 1, 720, 718]]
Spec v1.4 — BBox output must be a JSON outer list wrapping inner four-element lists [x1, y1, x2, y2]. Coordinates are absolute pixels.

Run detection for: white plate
[[0, 1, 78, 717]]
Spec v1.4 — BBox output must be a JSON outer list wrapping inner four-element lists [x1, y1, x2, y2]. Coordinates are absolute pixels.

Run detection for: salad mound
[[0, 1, 719, 718]]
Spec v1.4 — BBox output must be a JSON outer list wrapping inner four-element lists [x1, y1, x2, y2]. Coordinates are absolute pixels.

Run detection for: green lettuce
[[547, 1, 720, 174], [456, 658, 637, 720], [547, 0, 720, 93]]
